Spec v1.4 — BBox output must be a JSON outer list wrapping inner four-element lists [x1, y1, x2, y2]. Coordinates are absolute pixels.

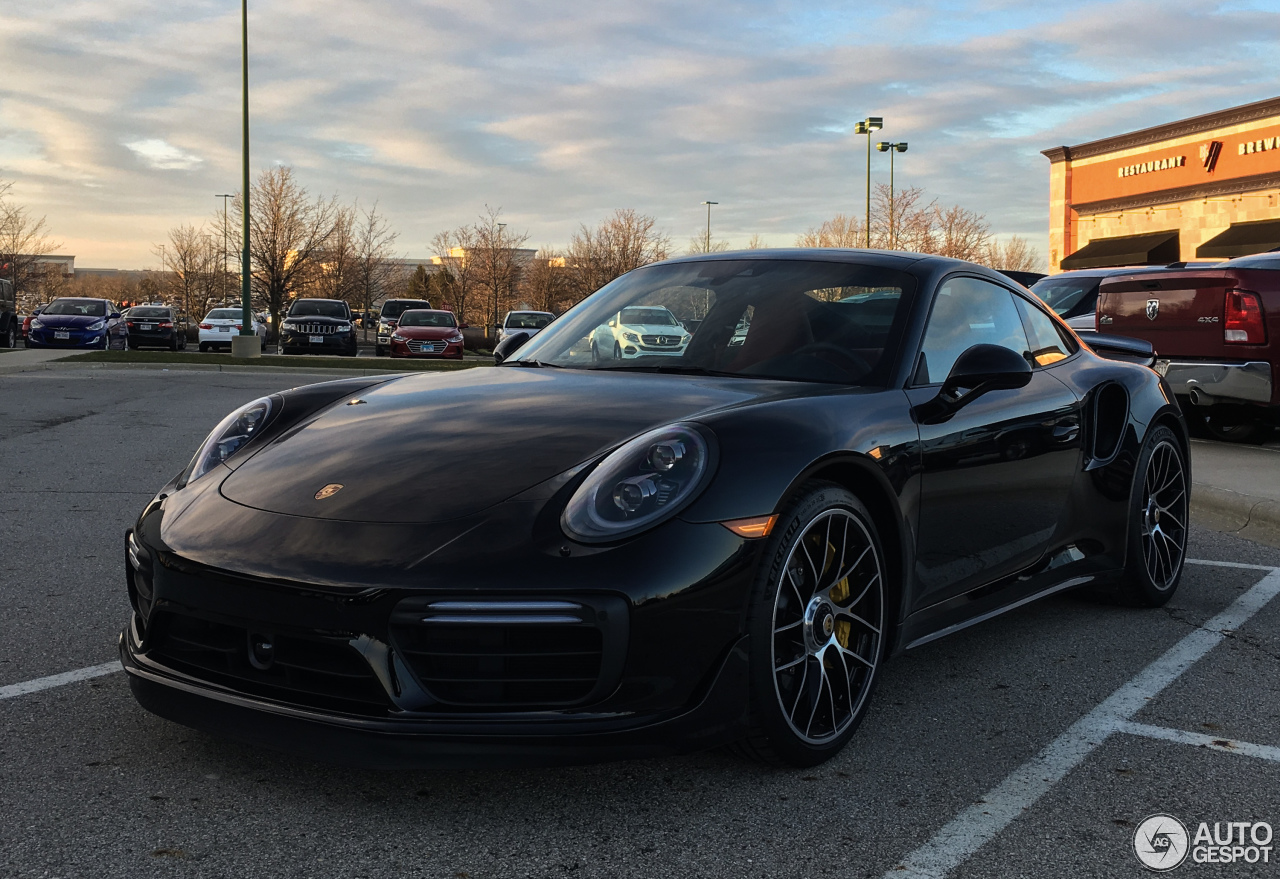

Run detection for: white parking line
[[886, 566, 1280, 879], [1186, 558, 1280, 572], [0, 662, 119, 701], [1116, 721, 1280, 764]]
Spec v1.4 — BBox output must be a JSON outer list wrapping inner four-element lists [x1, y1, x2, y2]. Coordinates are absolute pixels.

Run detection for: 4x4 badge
[[315, 483, 344, 500], [1146, 299, 1160, 321]]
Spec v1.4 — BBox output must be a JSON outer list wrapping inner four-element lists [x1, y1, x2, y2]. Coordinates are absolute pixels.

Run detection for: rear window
[[130, 307, 170, 318], [206, 309, 241, 320], [505, 312, 554, 329], [381, 300, 432, 320], [1029, 278, 1099, 316]]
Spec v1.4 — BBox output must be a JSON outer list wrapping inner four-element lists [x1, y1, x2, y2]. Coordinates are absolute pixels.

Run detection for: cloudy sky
[[2, 0, 1277, 269]]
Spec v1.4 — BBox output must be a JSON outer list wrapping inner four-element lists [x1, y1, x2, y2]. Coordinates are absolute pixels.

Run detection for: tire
[[590, 341, 599, 363], [613, 341, 622, 360], [169, 334, 179, 352], [1, 322, 14, 349], [735, 481, 888, 766], [376, 345, 387, 357], [1190, 404, 1269, 444], [199, 343, 209, 353], [1116, 425, 1189, 607]]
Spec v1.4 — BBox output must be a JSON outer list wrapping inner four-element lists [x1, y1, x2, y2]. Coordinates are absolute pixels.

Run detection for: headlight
[[87, 320, 106, 331], [391, 333, 407, 342], [379, 322, 393, 332], [335, 322, 352, 333], [446, 332, 464, 343], [281, 320, 299, 331], [561, 423, 714, 543], [30, 318, 43, 329], [624, 332, 640, 343], [184, 397, 274, 483]]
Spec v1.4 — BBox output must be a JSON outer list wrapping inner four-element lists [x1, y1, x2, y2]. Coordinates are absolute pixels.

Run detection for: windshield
[[505, 312, 554, 329], [398, 310, 457, 328], [44, 299, 107, 317], [1029, 278, 1099, 316], [131, 307, 170, 318], [288, 300, 348, 318], [381, 300, 431, 320], [206, 309, 243, 320], [513, 258, 916, 385]]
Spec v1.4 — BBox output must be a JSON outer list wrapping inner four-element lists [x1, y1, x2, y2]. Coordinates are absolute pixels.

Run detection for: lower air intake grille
[[389, 597, 628, 710], [147, 612, 390, 714]]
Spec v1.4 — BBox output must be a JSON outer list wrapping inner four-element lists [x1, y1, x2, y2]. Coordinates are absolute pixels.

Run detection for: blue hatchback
[[26, 298, 128, 350]]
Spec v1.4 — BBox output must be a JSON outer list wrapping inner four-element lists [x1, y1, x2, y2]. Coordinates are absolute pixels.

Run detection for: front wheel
[[1118, 425, 1189, 606], [737, 482, 887, 766]]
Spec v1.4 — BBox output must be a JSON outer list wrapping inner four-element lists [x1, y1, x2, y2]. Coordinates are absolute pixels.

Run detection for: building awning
[[1060, 230, 1181, 270], [1196, 219, 1280, 259]]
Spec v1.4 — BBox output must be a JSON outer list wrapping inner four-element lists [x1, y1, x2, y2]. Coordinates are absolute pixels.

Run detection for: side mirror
[[459, 323, 469, 330], [607, 318, 617, 328], [109, 312, 121, 320], [492, 331, 530, 364], [915, 344, 1031, 425]]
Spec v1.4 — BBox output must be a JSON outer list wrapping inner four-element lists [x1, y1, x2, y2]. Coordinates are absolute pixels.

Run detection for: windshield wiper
[[503, 359, 562, 368]]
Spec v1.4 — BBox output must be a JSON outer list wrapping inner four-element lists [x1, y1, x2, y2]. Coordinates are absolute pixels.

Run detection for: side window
[[1017, 298, 1076, 367], [915, 277, 1030, 384]]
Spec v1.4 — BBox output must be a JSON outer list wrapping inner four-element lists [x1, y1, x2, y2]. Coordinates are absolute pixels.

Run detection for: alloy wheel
[[771, 508, 883, 745], [1140, 439, 1187, 591]]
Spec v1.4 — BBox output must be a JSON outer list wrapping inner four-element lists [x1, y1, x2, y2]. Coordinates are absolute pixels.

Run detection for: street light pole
[[493, 222, 506, 346], [854, 117, 883, 248], [876, 142, 908, 249], [232, 0, 259, 358], [701, 201, 718, 252]]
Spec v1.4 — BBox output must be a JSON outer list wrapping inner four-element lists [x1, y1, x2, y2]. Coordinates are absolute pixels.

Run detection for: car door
[[906, 275, 1084, 608]]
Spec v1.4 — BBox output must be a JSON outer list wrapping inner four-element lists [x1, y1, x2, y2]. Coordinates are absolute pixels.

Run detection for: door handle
[[1053, 424, 1080, 443]]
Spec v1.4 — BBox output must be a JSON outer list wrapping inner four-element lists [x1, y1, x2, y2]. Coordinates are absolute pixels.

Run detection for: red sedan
[[388, 309, 466, 359]]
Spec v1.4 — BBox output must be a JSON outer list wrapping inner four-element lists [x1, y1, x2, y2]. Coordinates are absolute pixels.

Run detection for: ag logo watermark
[[1133, 814, 1274, 870], [1134, 814, 1189, 871]]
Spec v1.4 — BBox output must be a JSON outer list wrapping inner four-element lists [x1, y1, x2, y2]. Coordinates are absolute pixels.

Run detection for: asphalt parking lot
[[3, 368, 1279, 878]]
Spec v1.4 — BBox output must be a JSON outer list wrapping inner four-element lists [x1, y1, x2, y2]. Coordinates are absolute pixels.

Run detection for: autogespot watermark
[[1133, 814, 1274, 871]]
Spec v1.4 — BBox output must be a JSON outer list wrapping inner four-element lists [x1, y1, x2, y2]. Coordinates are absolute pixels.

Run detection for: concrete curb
[[1191, 484, 1280, 549]]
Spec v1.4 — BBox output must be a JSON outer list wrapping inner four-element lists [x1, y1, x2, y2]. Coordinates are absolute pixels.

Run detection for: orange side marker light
[[721, 515, 778, 539]]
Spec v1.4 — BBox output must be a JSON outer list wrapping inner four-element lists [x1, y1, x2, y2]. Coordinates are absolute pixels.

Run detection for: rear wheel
[[376, 345, 387, 357], [737, 482, 886, 766], [1190, 404, 1270, 444], [1, 322, 14, 348], [198, 342, 209, 353], [1118, 425, 1189, 606]]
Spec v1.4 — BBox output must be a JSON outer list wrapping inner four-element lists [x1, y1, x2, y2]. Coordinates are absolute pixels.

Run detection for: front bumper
[[27, 328, 108, 348], [389, 338, 464, 358], [1157, 360, 1274, 406], [279, 331, 356, 354]]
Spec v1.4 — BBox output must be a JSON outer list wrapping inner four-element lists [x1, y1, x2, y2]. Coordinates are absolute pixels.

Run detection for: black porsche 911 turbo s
[[121, 249, 1189, 768]]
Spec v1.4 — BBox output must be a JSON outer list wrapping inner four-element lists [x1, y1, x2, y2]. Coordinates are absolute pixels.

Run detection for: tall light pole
[[216, 194, 233, 305], [876, 142, 908, 249], [853, 117, 883, 248], [493, 222, 506, 345], [701, 201, 718, 252], [231, 0, 258, 357]]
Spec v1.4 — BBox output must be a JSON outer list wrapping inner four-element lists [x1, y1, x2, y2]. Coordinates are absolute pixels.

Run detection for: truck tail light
[[1224, 289, 1266, 344]]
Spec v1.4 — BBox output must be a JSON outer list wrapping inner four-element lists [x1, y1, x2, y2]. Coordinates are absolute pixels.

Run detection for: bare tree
[[686, 235, 730, 254], [870, 184, 935, 252], [796, 214, 863, 248], [232, 166, 340, 330], [982, 236, 1042, 273], [565, 209, 671, 302], [472, 206, 531, 340], [746, 234, 770, 249], [158, 225, 221, 321], [520, 248, 571, 314], [431, 224, 481, 325], [308, 204, 359, 304], [0, 181, 61, 303], [931, 204, 991, 262], [351, 202, 400, 340]]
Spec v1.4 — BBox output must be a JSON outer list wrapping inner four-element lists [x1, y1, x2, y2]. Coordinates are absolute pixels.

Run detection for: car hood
[[622, 323, 684, 335], [219, 366, 797, 524], [396, 326, 457, 339], [36, 313, 104, 327]]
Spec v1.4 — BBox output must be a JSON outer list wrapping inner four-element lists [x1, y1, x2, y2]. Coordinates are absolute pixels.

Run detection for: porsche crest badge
[[315, 483, 344, 500]]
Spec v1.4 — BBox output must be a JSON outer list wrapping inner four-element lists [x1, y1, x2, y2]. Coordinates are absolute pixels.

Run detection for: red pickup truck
[[1097, 252, 1277, 442]]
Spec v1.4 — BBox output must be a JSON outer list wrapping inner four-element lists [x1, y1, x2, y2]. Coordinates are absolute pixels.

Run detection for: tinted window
[[44, 299, 107, 317], [381, 300, 432, 319], [505, 312, 554, 329], [288, 300, 348, 318], [398, 310, 456, 328], [206, 309, 242, 320], [130, 307, 171, 318], [916, 277, 1030, 384], [1028, 277, 1100, 316], [1017, 297, 1075, 367], [514, 259, 916, 386]]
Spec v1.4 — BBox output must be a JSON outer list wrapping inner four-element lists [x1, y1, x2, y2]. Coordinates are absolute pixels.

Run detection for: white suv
[[590, 305, 690, 361]]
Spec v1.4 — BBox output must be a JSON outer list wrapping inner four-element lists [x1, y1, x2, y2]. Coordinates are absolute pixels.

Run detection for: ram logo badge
[[1146, 299, 1160, 321]]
